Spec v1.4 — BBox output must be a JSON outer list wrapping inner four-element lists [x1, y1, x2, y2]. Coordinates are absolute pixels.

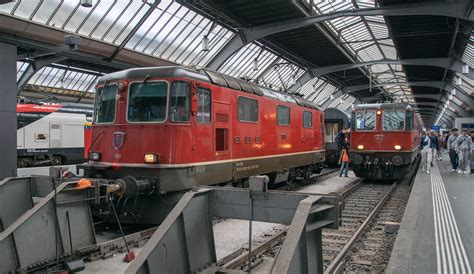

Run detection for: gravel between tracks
[[342, 183, 411, 272]]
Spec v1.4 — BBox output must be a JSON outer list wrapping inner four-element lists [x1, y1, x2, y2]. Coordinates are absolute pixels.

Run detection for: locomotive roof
[[98, 66, 320, 111], [353, 103, 413, 111]]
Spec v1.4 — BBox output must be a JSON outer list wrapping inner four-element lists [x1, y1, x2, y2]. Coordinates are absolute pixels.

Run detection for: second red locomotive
[[349, 103, 422, 180], [82, 66, 325, 194]]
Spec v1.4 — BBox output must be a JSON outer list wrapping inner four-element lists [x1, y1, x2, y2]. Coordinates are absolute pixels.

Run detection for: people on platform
[[436, 132, 443, 161], [336, 127, 350, 151], [447, 128, 459, 171], [456, 128, 472, 174], [420, 128, 435, 174], [431, 131, 439, 166], [338, 147, 350, 177]]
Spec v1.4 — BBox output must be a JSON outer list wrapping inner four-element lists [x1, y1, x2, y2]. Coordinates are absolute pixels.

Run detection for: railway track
[[217, 178, 413, 273], [324, 182, 398, 273]]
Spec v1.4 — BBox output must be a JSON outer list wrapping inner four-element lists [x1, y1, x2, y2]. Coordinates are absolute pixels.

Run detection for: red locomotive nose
[[113, 131, 126, 150]]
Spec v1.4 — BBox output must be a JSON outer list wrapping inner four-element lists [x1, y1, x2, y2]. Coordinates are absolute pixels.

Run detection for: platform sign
[[431, 125, 441, 131]]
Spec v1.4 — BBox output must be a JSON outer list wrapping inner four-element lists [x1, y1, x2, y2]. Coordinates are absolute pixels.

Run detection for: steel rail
[[324, 181, 398, 274]]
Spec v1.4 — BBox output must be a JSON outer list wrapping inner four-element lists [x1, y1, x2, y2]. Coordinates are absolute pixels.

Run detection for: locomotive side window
[[355, 111, 375, 130], [383, 110, 405, 131], [277, 105, 290, 126], [169, 81, 190, 123], [405, 111, 413, 130], [128, 81, 167, 122], [197, 88, 211, 124], [95, 84, 117, 123], [303, 111, 312, 128], [238, 97, 258, 122]]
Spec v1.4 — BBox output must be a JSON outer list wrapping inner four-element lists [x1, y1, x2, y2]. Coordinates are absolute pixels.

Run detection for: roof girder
[[206, 1, 472, 70]]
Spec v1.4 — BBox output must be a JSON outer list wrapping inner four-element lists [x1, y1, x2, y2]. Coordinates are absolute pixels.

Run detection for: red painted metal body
[[349, 103, 422, 180], [89, 78, 324, 165], [84, 67, 326, 192]]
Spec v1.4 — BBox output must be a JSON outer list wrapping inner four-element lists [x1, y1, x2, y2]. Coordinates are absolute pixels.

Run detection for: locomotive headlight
[[89, 152, 101, 161], [357, 145, 364, 150], [144, 153, 159, 163], [376, 110, 382, 115], [394, 145, 402, 150]]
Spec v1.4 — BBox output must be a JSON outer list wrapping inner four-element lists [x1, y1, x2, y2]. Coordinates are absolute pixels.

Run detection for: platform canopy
[[0, 0, 473, 126]]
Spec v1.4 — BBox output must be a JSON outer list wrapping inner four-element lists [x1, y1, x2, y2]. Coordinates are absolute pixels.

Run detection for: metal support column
[[0, 42, 17, 179]]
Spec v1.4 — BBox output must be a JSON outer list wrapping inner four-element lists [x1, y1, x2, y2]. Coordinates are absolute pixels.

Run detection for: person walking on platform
[[456, 128, 472, 174], [420, 128, 435, 174], [431, 131, 439, 165], [447, 128, 459, 171], [338, 147, 350, 177], [437, 132, 443, 160]]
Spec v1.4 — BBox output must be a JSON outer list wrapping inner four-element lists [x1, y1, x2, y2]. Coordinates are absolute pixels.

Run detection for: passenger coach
[[350, 103, 421, 180], [83, 66, 325, 193]]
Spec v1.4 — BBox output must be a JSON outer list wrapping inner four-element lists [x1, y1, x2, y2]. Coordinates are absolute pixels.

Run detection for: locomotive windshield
[[95, 84, 117, 123], [383, 110, 405, 130], [128, 81, 168, 122], [354, 111, 375, 130]]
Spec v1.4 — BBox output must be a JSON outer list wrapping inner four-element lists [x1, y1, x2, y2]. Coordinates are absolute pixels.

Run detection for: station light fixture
[[330, 94, 334, 100], [376, 110, 382, 115], [456, 77, 462, 86], [449, 94, 453, 100], [201, 35, 210, 52], [462, 64, 469, 74], [451, 87, 456, 95], [252, 58, 259, 71], [80, 0, 92, 7]]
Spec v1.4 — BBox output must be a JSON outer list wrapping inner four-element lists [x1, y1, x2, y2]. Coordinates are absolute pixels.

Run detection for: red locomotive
[[349, 103, 422, 180], [82, 66, 325, 194]]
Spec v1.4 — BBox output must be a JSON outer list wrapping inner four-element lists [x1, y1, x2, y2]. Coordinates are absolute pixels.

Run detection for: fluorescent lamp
[[80, 0, 92, 7], [201, 35, 209, 52], [462, 64, 469, 74], [252, 58, 258, 71]]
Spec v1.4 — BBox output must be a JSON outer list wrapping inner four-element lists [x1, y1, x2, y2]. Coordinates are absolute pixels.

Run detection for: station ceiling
[[0, 0, 472, 127]]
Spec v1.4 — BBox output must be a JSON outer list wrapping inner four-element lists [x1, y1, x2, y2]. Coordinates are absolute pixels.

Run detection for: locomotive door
[[213, 101, 230, 158]]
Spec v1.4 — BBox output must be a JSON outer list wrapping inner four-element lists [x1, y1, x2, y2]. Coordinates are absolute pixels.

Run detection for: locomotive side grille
[[216, 113, 228, 123]]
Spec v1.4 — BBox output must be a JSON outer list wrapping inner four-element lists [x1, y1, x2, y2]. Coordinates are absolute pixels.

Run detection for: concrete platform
[[386, 154, 473, 274]]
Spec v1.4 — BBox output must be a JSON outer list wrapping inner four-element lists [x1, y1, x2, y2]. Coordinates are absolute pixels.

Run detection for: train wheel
[[303, 166, 312, 179], [51, 155, 62, 166], [18, 157, 31, 168]]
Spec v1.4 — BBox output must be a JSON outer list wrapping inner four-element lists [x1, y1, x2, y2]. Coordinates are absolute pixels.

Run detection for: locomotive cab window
[[303, 111, 312, 128], [405, 111, 413, 130], [95, 84, 118, 123], [169, 81, 190, 123], [238, 97, 258, 122], [383, 110, 405, 131], [277, 105, 290, 126], [128, 81, 167, 122], [197, 88, 211, 124], [354, 111, 375, 130]]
